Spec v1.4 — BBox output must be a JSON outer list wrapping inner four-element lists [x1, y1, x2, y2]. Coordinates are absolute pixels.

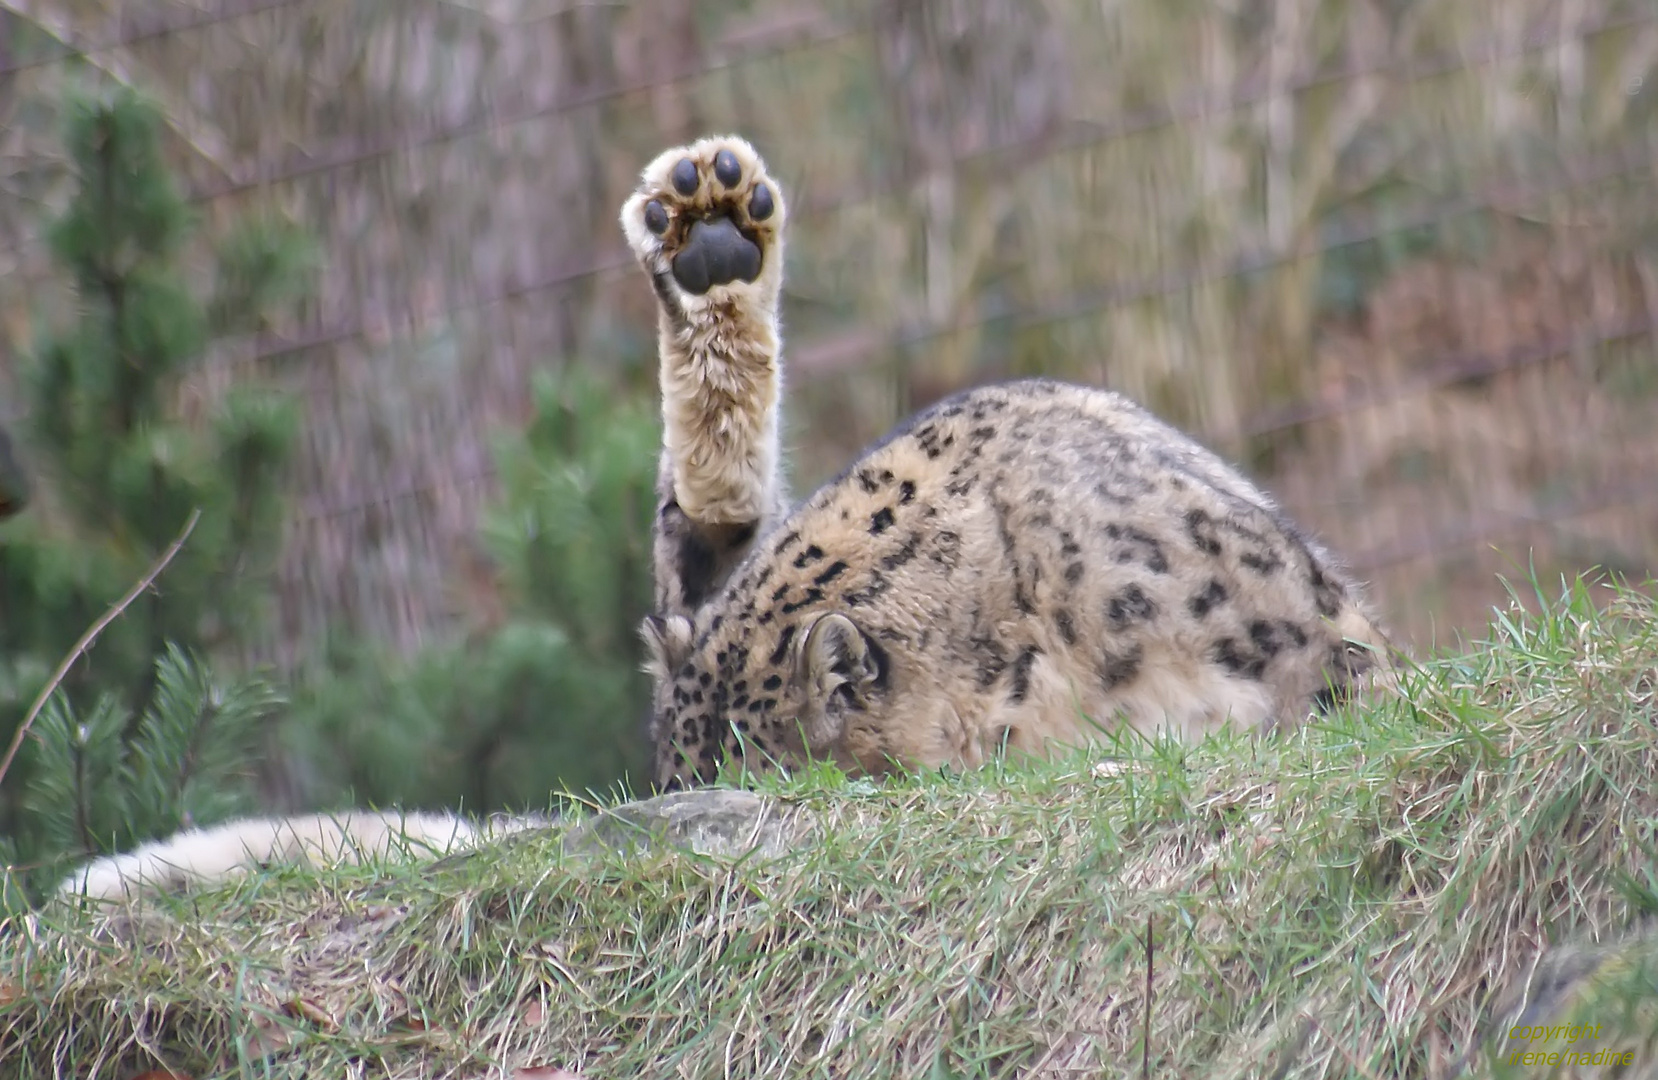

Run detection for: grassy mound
[[5, 579, 1658, 1079]]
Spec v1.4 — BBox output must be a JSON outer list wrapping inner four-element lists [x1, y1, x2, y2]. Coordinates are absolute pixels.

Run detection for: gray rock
[[559, 789, 800, 862]]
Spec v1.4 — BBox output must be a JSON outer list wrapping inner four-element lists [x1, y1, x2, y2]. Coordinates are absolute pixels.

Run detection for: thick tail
[[56, 809, 503, 903]]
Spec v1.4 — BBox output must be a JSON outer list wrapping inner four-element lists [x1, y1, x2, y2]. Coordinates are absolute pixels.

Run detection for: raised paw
[[620, 135, 786, 300], [624, 135, 790, 541]]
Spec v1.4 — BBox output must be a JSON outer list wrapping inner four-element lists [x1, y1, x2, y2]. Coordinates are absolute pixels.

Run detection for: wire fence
[[2, 0, 1655, 659]]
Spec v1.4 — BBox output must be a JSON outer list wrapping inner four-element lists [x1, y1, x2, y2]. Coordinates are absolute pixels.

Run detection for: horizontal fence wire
[[4, 0, 1655, 643]]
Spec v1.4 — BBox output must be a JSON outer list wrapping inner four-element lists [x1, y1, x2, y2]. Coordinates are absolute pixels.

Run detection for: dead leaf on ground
[[243, 1011, 302, 1059], [284, 996, 339, 1031]]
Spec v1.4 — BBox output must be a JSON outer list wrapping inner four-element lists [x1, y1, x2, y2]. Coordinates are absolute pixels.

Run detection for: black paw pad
[[644, 199, 669, 235], [671, 158, 698, 196], [671, 216, 762, 294], [713, 149, 742, 188], [748, 183, 775, 222]]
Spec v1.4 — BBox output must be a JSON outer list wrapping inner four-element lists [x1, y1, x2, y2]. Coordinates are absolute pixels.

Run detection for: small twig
[[0, 508, 201, 791], [1143, 914, 1154, 1079]]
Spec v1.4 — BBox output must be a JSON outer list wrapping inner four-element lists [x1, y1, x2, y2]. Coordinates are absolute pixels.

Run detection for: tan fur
[[620, 135, 790, 529], [56, 810, 539, 903], [624, 137, 1397, 793]]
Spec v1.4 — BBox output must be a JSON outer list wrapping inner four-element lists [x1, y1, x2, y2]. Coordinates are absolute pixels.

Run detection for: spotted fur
[[623, 138, 1395, 793]]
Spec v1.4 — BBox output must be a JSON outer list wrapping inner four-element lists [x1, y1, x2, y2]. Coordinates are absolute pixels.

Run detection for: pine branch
[[70, 719, 90, 855], [172, 696, 217, 820], [0, 508, 201, 793]]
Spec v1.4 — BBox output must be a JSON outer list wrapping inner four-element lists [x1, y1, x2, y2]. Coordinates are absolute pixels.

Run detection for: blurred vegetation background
[[0, 0, 1654, 897]]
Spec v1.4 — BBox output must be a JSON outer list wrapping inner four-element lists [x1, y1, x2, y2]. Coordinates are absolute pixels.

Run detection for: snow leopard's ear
[[797, 613, 888, 743], [640, 614, 695, 681]]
